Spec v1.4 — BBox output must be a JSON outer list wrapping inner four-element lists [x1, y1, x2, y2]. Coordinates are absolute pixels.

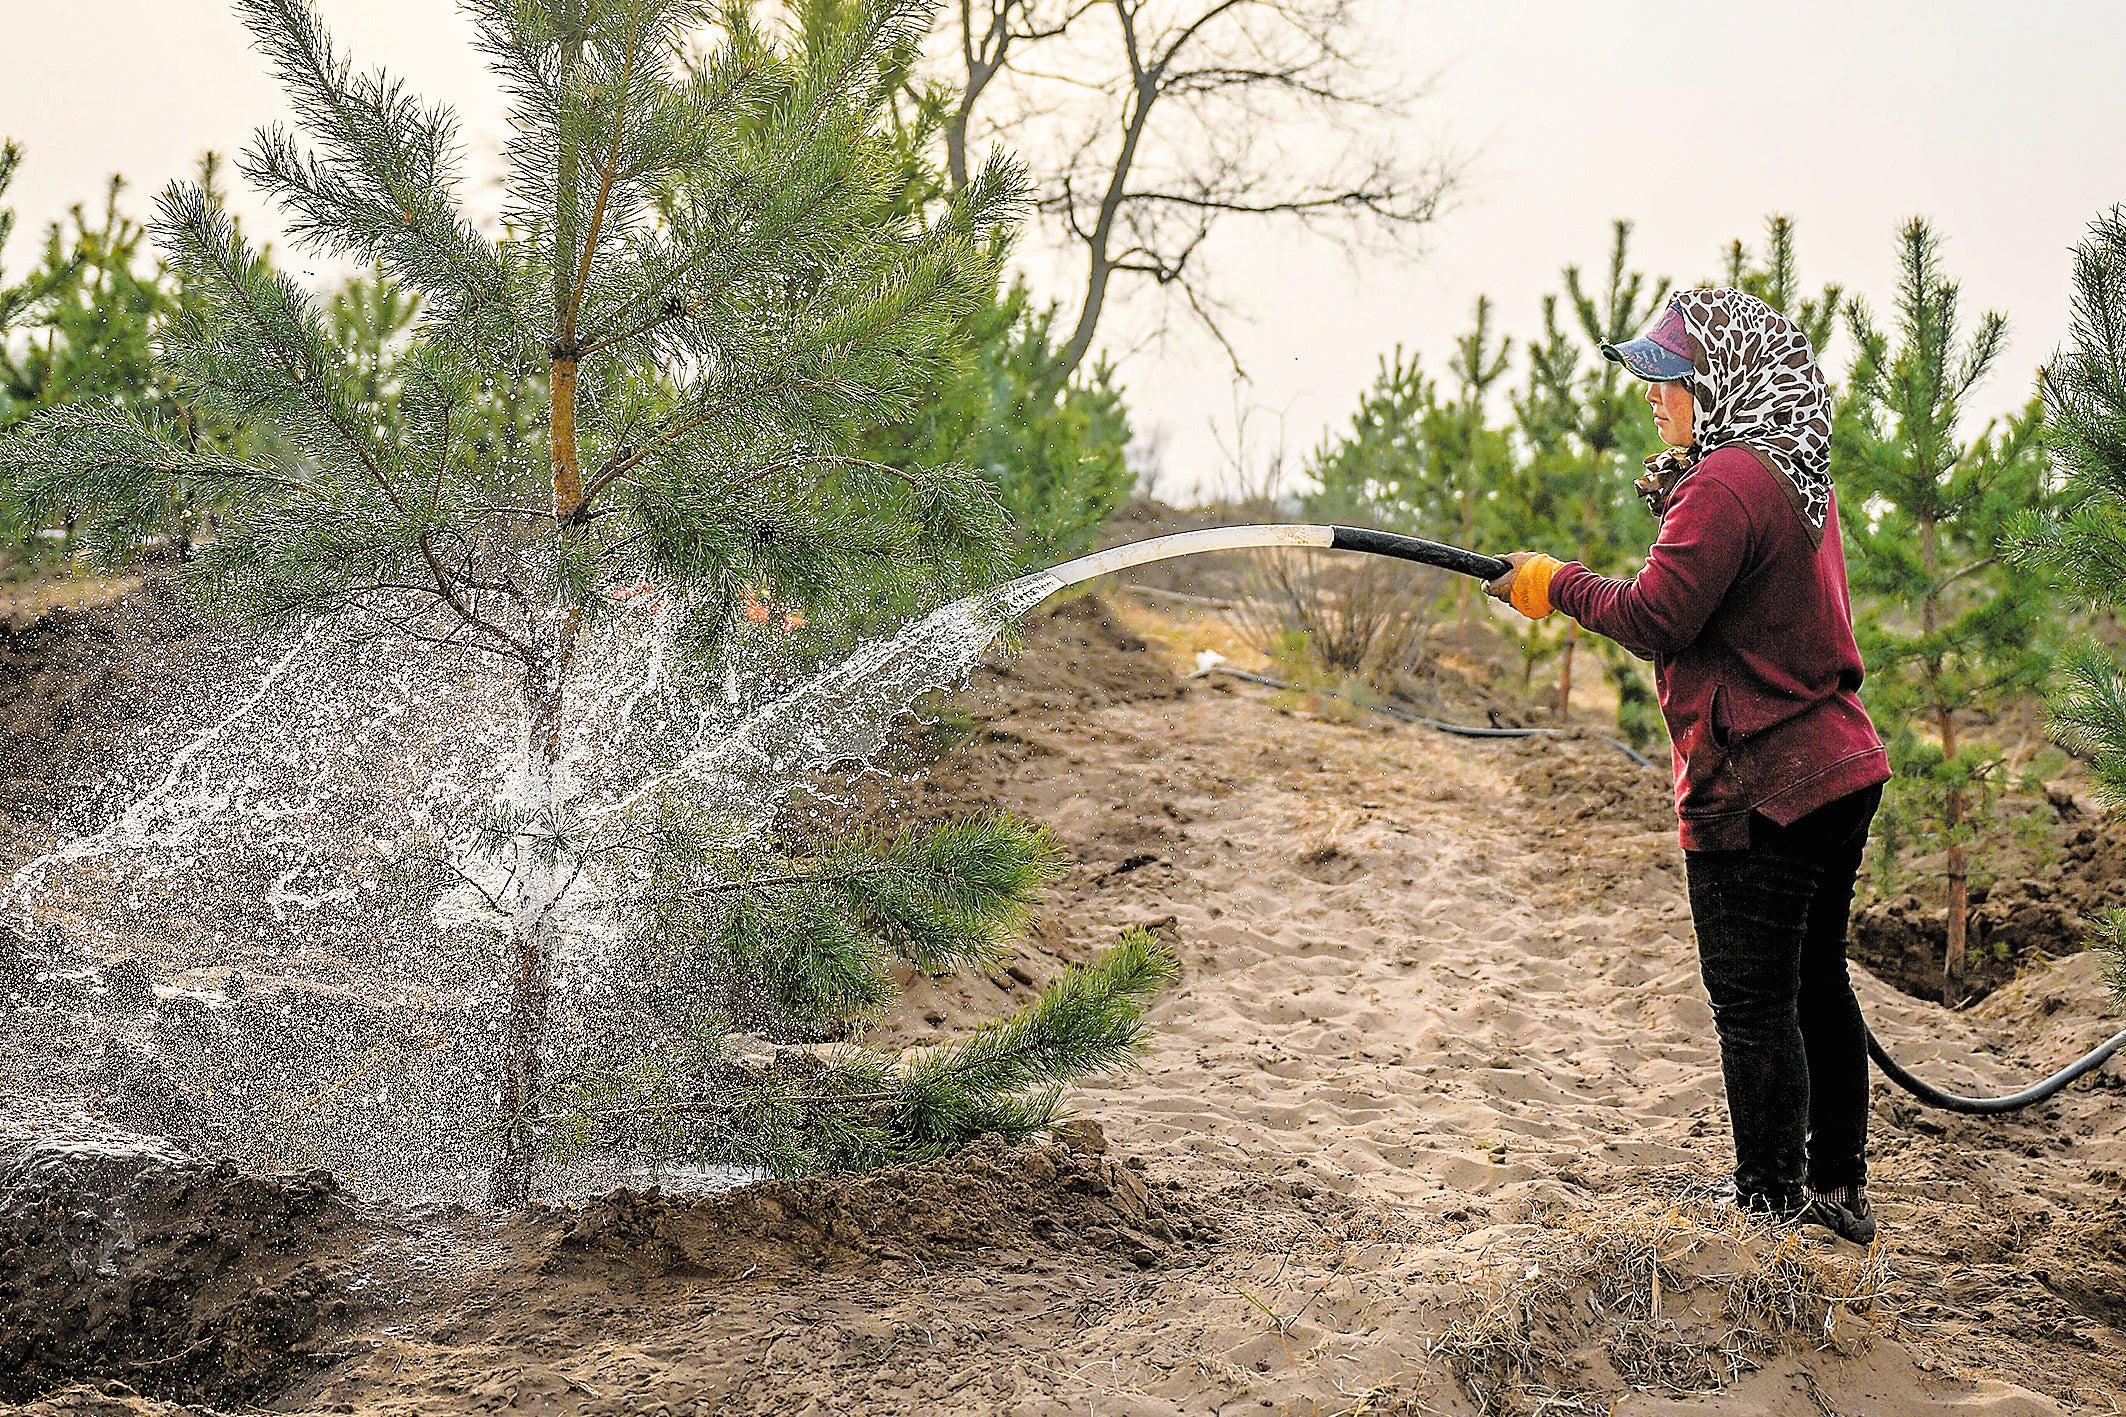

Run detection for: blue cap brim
[[1600, 337, 1695, 382]]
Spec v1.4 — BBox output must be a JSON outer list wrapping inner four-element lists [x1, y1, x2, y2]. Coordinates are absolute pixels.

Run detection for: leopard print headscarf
[[1638, 288, 1834, 544]]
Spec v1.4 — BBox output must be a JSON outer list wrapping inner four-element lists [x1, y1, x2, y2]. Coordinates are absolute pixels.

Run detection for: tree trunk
[[944, 104, 972, 194], [1556, 624, 1577, 720], [1055, 76, 1156, 383], [1918, 515, 1964, 1003], [493, 1, 590, 1204], [1940, 705, 1967, 1004], [945, 4, 1010, 195], [488, 706, 563, 1207]]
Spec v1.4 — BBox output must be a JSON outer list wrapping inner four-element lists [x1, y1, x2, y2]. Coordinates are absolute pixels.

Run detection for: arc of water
[[587, 525, 1509, 838], [1043, 524, 1511, 588], [10, 525, 1507, 935], [594, 574, 1063, 832]]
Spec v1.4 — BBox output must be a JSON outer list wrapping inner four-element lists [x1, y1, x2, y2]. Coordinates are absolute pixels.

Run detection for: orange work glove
[[1507, 554, 1563, 619]]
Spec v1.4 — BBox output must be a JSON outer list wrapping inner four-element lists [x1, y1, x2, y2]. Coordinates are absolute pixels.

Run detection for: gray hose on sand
[[1043, 524, 2126, 1114], [1866, 1024, 2126, 1114], [1193, 665, 1658, 769]]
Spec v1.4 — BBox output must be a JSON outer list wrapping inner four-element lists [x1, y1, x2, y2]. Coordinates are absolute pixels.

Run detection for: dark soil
[[971, 589, 1188, 718], [0, 1113, 1209, 1411], [1852, 814, 2126, 1004], [0, 1116, 371, 1407], [0, 581, 210, 825], [544, 1118, 1214, 1282], [786, 589, 1186, 843]]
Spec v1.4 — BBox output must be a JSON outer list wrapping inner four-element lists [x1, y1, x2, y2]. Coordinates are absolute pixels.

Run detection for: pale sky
[[4, 2, 2121, 504]]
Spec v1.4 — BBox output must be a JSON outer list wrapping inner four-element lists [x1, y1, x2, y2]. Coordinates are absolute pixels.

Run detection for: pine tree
[[2013, 206, 2126, 1013], [0, 140, 89, 553], [1, 0, 1172, 1205], [1302, 346, 1434, 528], [1303, 298, 1514, 644], [1842, 219, 2053, 1002], [860, 279, 1133, 561], [324, 262, 423, 414], [1, 179, 162, 423], [0, 142, 78, 342], [0, 157, 280, 559], [1443, 298, 1514, 641], [1719, 214, 1842, 353], [1492, 296, 1584, 689], [1527, 223, 1667, 720]]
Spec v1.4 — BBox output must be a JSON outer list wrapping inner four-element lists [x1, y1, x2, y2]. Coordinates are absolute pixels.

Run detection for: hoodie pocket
[[1683, 684, 1751, 815]]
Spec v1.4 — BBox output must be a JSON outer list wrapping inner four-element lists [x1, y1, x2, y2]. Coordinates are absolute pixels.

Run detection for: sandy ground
[[6, 591, 2126, 1416]]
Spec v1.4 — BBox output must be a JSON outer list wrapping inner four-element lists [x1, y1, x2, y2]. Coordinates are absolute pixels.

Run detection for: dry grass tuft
[[1227, 547, 1436, 687], [1428, 1187, 1890, 1416]]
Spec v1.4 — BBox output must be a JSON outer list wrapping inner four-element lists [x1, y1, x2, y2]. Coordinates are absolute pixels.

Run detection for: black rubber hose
[[1197, 666, 1658, 769], [1330, 526, 1512, 583], [1867, 1022, 2126, 1114]]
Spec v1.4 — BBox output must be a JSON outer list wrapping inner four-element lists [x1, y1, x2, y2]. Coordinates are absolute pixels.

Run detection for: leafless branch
[[921, 0, 1460, 379]]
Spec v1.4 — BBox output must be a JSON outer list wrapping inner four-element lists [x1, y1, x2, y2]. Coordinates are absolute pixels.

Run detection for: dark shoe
[[1738, 1191, 1812, 1225], [1804, 1188, 1877, 1245], [1698, 1178, 1811, 1225]]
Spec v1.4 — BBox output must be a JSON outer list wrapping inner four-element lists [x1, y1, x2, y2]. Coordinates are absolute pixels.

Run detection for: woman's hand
[[1484, 551, 1541, 602], [1485, 551, 1563, 619]]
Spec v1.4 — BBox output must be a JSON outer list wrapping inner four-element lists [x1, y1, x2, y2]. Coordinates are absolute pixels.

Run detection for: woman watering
[[1485, 288, 1890, 1243]]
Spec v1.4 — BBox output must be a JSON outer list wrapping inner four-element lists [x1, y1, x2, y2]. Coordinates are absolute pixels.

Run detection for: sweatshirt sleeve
[[1549, 473, 1752, 657]]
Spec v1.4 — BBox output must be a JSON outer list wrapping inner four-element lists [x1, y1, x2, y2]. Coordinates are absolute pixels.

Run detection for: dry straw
[[1428, 1188, 1889, 1416]]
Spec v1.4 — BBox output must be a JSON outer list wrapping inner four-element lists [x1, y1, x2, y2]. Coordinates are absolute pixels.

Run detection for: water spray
[[1024, 523, 2126, 1115]]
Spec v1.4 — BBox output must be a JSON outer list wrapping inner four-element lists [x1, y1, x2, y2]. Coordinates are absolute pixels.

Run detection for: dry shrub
[[1227, 547, 1435, 685], [1429, 1190, 1889, 1416]]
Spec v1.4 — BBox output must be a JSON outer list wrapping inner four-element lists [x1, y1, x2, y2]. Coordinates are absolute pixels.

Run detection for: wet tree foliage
[[2016, 205, 2126, 1013], [0, 0, 1174, 1204]]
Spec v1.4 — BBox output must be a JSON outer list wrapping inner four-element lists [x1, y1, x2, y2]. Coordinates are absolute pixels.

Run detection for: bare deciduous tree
[[936, 1, 1091, 192], [926, 0, 1458, 380]]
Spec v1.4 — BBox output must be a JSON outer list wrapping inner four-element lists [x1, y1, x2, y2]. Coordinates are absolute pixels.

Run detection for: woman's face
[[1645, 379, 1694, 447]]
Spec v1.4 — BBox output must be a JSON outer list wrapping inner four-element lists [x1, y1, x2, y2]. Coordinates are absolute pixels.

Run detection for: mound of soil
[[790, 591, 1183, 841], [974, 590, 1185, 718], [1853, 816, 2126, 1002], [547, 1120, 1212, 1281], [0, 1115, 368, 1407], [1854, 888, 2055, 1002]]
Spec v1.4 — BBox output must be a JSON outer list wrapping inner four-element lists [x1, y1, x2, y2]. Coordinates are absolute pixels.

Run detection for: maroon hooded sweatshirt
[[1549, 445, 1890, 851]]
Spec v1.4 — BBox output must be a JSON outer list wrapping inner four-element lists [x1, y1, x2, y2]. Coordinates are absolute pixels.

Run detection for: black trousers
[[1683, 783, 1881, 1206]]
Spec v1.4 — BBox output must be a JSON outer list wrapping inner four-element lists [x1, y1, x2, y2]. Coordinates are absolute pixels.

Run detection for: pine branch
[[897, 926, 1176, 1102], [155, 181, 406, 510], [4, 401, 313, 530], [235, 0, 528, 365], [532, 930, 1173, 1171]]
